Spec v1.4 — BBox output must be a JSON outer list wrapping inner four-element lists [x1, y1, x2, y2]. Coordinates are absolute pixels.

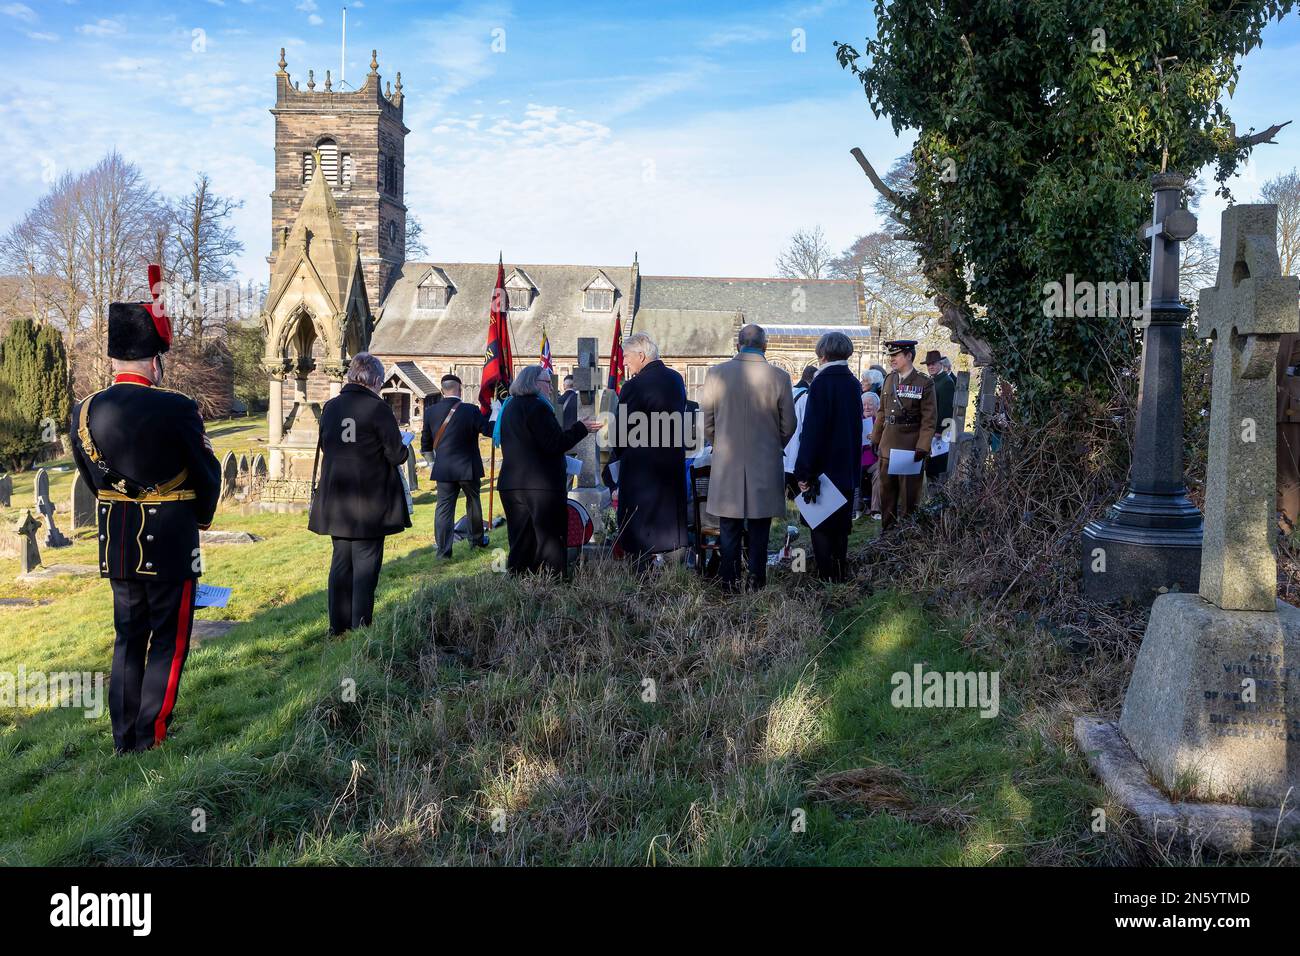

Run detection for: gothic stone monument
[[569, 337, 613, 545], [1082, 172, 1203, 603], [1077, 204, 1300, 851]]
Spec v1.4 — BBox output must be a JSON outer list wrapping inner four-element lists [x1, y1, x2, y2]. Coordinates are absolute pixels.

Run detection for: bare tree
[[76, 151, 166, 389], [775, 226, 831, 279], [167, 172, 245, 347], [405, 213, 429, 260], [1179, 232, 1219, 303], [829, 231, 943, 359], [1260, 168, 1300, 277]]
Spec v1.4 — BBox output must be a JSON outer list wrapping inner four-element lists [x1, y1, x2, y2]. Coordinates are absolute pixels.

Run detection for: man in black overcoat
[[308, 353, 411, 634], [70, 266, 222, 753], [421, 374, 494, 557], [610, 332, 689, 560]]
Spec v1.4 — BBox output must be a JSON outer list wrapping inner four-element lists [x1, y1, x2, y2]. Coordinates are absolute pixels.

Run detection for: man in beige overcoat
[[701, 324, 797, 591]]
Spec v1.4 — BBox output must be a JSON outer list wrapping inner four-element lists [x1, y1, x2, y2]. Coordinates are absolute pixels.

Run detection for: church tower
[[269, 48, 408, 306]]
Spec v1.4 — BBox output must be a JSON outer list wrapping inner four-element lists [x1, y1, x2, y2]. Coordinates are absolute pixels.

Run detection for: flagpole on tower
[[340, 7, 347, 87]]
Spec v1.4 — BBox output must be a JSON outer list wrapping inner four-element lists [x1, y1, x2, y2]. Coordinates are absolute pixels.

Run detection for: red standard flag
[[480, 256, 515, 414], [607, 310, 625, 393]]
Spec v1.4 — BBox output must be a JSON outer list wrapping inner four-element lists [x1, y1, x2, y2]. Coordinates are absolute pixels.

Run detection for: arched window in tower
[[302, 152, 313, 186], [316, 138, 339, 185], [341, 153, 353, 188], [384, 155, 397, 197]]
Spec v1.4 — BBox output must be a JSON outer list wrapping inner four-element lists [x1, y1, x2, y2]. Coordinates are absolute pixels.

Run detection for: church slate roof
[[369, 265, 864, 360], [638, 275, 862, 329], [372, 261, 636, 359]]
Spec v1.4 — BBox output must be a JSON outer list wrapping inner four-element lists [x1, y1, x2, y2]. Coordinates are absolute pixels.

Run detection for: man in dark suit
[[420, 373, 494, 557], [924, 349, 956, 481], [559, 374, 579, 428], [70, 267, 222, 754], [308, 353, 412, 634], [610, 332, 688, 560]]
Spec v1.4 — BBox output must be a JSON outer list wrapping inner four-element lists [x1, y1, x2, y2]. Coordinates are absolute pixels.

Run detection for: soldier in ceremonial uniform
[[70, 266, 221, 754], [1277, 331, 1300, 533], [870, 339, 937, 531]]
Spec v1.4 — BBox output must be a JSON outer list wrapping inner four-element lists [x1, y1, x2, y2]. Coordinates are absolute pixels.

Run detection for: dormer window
[[505, 269, 536, 312], [584, 289, 613, 312], [416, 268, 455, 311], [582, 271, 617, 312]]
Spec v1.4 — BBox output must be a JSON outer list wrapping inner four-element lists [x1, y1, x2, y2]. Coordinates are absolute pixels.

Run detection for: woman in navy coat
[[793, 332, 863, 582]]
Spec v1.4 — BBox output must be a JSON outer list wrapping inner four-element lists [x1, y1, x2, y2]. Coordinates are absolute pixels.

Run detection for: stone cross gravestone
[[16, 510, 41, 574], [0, 473, 11, 508], [1081, 172, 1203, 602], [69, 472, 97, 531], [33, 468, 70, 548], [1195, 205, 1299, 610], [568, 337, 612, 536], [220, 451, 238, 500], [1117, 203, 1300, 808]]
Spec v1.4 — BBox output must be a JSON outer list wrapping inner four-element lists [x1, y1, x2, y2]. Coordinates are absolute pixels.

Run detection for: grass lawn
[[0, 469, 1141, 865]]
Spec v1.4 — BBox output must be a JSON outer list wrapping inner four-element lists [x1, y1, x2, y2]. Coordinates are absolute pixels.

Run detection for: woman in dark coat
[[610, 332, 689, 560], [308, 352, 411, 633], [794, 332, 864, 582], [496, 365, 599, 577]]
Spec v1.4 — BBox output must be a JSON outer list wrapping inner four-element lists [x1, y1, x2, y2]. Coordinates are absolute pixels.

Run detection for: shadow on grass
[[0, 532, 499, 865]]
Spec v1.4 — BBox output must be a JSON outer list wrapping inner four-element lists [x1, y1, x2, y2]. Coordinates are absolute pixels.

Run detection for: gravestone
[[1079, 204, 1300, 850], [34, 469, 70, 548], [252, 454, 268, 479], [569, 337, 612, 538], [15, 511, 41, 574], [0, 473, 11, 508], [1081, 172, 1203, 602], [238, 454, 249, 477], [69, 472, 97, 531], [220, 452, 238, 500], [405, 445, 419, 491]]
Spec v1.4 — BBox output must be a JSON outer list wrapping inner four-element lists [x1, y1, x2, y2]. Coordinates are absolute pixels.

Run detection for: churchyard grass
[[0, 494, 1134, 865]]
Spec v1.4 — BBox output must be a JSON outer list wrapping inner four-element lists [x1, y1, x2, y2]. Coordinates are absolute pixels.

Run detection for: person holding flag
[[608, 311, 625, 393], [481, 255, 515, 528]]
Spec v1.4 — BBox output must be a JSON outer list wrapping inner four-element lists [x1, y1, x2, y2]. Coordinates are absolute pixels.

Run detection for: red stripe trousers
[[108, 578, 196, 753]]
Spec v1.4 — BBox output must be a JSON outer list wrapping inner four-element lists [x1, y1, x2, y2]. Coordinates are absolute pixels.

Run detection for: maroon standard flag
[[607, 310, 625, 394], [480, 256, 515, 414]]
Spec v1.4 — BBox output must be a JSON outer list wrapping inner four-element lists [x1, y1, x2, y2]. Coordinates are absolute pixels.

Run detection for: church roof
[[372, 261, 637, 358], [265, 153, 363, 317], [638, 275, 862, 328], [370, 264, 865, 359]]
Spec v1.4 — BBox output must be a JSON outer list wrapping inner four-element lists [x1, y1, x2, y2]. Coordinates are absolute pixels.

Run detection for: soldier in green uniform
[[870, 340, 937, 531]]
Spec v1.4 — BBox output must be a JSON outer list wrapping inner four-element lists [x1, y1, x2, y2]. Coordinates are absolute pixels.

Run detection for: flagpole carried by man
[[608, 310, 625, 394], [481, 254, 515, 527]]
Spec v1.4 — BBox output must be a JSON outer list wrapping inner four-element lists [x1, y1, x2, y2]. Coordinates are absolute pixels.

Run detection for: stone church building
[[259, 50, 870, 486]]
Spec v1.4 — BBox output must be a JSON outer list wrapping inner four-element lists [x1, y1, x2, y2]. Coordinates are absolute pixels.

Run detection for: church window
[[341, 153, 353, 187], [383, 154, 398, 196], [583, 289, 614, 312], [507, 288, 531, 311], [316, 138, 339, 185], [418, 286, 450, 310], [302, 152, 313, 186], [687, 365, 708, 402]]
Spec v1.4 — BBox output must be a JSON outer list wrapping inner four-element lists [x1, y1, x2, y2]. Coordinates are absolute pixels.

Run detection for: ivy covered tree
[[836, 0, 1295, 420], [0, 319, 71, 470]]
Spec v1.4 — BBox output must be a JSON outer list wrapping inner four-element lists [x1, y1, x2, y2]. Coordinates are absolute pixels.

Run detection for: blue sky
[[1, 0, 1299, 283]]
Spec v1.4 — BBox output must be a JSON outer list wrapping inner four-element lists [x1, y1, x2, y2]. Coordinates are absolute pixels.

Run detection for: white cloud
[[77, 19, 126, 37], [296, 0, 318, 10], [308, 14, 322, 26], [25, 31, 57, 42], [1, 3, 36, 24]]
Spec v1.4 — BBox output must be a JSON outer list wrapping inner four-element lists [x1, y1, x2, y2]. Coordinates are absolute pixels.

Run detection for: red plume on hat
[[107, 264, 173, 360]]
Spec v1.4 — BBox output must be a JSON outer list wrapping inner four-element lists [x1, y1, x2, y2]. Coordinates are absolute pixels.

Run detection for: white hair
[[623, 331, 659, 362], [865, 368, 885, 387], [509, 364, 552, 397], [862, 391, 881, 411], [346, 352, 385, 390]]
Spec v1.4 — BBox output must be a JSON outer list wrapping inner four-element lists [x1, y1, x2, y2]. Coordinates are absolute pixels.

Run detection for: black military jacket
[[70, 375, 222, 581]]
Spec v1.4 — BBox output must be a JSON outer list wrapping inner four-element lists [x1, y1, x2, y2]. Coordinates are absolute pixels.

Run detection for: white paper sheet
[[607, 459, 621, 485], [795, 473, 848, 530], [565, 455, 583, 477], [401, 430, 416, 447], [195, 584, 231, 609], [930, 435, 950, 456], [886, 452, 924, 476]]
